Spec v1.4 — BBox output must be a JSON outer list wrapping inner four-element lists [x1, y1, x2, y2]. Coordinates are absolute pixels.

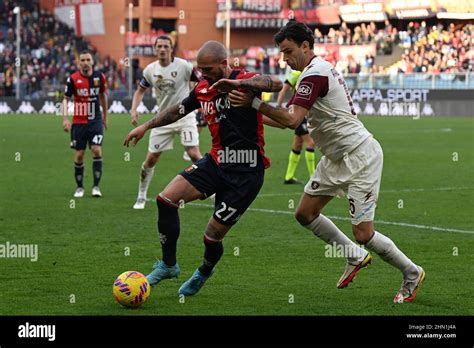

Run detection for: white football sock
[[365, 231, 418, 279], [137, 163, 155, 200], [304, 214, 365, 263]]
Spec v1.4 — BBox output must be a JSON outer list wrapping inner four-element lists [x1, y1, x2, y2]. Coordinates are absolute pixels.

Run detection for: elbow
[[273, 79, 283, 92]]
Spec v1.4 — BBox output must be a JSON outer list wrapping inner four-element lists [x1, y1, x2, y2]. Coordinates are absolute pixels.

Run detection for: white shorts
[[148, 114, 199, 153], [304, 137, 383, 225]]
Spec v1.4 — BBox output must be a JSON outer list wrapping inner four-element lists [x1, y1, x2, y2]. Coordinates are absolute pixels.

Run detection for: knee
[[91, 148, 101, 158], [75, 151, 85, 163], [294, 208, 319, 226], [352, 223, 374, 244], [156, 194, 179, 210]]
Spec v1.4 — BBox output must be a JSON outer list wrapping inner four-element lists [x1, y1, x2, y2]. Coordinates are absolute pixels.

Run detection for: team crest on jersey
[[184, 164, 198, 173], [297, 82, 313, 100], [171, 71, 177, 77], [93, 77, 100, 86]]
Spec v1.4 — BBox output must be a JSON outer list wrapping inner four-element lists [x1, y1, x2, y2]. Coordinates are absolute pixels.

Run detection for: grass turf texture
[[0, 114, 473, 315]]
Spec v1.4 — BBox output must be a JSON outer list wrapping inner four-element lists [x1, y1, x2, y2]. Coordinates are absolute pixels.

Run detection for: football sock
[[156, 195, 180, 267], [285, 149, 301, 181], [198, 235, 224, 276], [303, 214, 365, 263], [365, 231, 419, 279], [305, 148, 315, 177], [74, 162, 84, 188], [92, 157, 102, 187], [138, 163, 155, 200]]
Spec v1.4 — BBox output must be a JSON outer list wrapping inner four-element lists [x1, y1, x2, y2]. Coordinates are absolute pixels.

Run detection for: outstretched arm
[[239, 75, 283, 92], [124, 103, 188, 146], [211, 75, 283, 93], [228, 89, 307, 129], [257, 102, 308, 129]]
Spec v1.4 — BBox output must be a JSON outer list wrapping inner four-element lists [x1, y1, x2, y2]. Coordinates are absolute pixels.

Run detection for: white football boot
[[133, 198, 146, 209], [73, 187, 84, 198], [337, 251, 372, 289], [394, 266, 425, 303], [92, 186, 102, 197]]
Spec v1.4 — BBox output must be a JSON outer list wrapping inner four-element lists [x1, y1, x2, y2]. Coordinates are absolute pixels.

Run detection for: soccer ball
[[113, 271, 151, 308]]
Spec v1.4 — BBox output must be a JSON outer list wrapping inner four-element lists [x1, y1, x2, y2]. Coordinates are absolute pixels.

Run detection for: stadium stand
[[0, 0, 128, 99]]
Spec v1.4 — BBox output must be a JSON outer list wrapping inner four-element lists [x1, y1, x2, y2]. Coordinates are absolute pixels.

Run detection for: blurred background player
[[183, 108, 205, 161], [130, 36, 203, 209], [276, 69, 316, 184], [124, 41, 281, 296], [62, 50, 108, 198]]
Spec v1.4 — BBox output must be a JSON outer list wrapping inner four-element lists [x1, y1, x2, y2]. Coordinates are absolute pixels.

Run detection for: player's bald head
[[197, 41, 227, 63]]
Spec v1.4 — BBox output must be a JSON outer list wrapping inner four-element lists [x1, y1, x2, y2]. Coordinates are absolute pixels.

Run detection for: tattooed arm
[[211, 75, 283, 93], [124, 87, 201, 146], [144, 103, 185, 129], [124, 103, 193, 146], [238, 75, 283, 92]]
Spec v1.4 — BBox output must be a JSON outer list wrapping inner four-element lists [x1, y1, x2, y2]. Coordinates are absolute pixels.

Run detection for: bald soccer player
[[124, 41, 282, 296]]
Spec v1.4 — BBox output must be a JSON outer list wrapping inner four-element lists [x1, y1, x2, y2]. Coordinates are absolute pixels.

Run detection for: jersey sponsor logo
[[311, 181, 320, 190], [76, 88, 100, 97], [297, 82, 313, 100], [155, 79, 175, 94], [199, 96, 230, 122]]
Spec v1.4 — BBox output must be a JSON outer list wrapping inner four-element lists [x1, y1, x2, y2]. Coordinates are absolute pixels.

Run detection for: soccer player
[[124, 40, 282, 296], [214, 21, 425, 303], [130, 36, 203, 209], [62, 50, 107, 198], [276, 69, 316, 184]]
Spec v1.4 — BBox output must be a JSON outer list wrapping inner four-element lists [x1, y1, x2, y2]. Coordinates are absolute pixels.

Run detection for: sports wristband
[[251, 97, 262, 110]]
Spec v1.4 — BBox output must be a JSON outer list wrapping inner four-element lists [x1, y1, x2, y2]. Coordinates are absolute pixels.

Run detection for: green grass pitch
[[0, 114, 473, 315]]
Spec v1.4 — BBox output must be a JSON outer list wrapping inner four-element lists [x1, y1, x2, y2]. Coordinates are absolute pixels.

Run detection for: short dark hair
[[274, 20, 315, 49], [154, 35, 173, 47], [79, 49, 93, 57]]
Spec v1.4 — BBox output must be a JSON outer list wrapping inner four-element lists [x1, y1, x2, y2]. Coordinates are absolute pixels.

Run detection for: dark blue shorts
[[180, 154, 264, 226], [70, 123, 103, 150], [294, 119, 309, 136]]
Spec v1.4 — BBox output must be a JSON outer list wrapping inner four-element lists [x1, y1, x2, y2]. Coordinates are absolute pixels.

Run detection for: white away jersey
[[140, 57, 198, 124], [290, 56, 371, 161]]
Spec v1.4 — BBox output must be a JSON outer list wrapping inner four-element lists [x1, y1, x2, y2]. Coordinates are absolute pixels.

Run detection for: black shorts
[[70, 123, 103, 150], [294, 119, 309, 136], [180, 154, 264, 226]]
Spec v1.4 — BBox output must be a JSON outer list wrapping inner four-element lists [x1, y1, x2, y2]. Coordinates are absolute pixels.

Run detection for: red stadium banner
[[215, 5, 340, 28], [54, 0, 105, 36], [216, 0, 283, 13]]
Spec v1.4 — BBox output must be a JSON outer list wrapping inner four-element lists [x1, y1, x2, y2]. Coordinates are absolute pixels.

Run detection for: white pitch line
[[189, 203, 474, 235], [257, 186, 474, 197]]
